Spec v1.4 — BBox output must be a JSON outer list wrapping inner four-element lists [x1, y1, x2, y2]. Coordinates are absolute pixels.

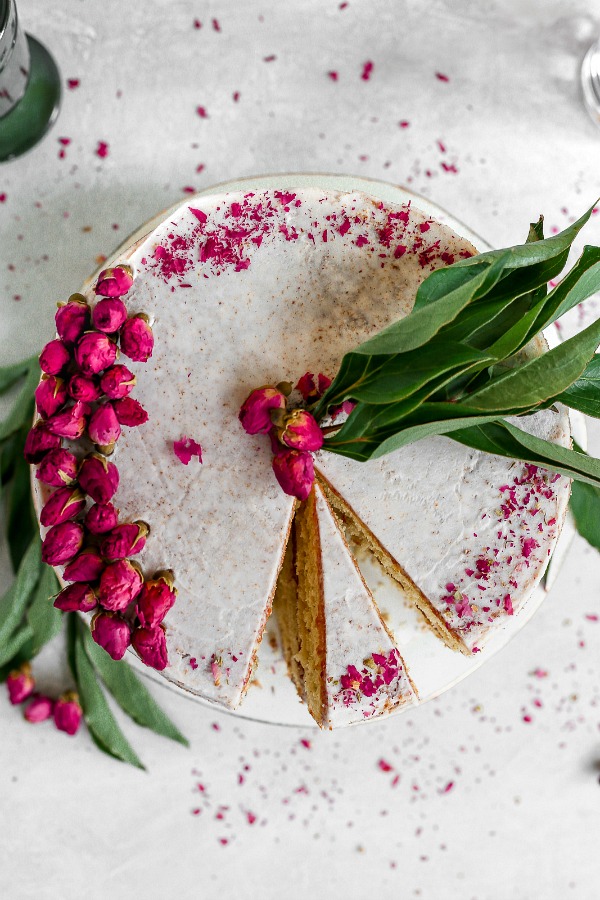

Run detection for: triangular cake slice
[[315, 406, 571, 655], [274, 483, 417, 728]]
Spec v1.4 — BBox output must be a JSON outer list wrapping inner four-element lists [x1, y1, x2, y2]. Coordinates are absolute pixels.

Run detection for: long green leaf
[[0, 538, 41, 643], [0, 622, 35, 669], [25, 564, 61, 656], [0, 356, 36, 394], [5, 444, 37, 571], [570, 479, 600, 552], [555, 354, 600, 417], [69, 617, 145, 769], [0, 365, 39, 442], [82, 628, 188, 747], [462, 315, 600, 412]]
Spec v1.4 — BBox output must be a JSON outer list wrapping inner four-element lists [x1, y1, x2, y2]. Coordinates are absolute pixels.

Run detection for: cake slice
[[274, 483, 417, 727]]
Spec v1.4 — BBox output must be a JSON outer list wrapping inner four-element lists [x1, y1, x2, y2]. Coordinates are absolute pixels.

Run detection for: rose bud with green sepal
[[40, 486, 86, 527], [239, 386, 287, 435], [94, 264, 133, 298], [35, 375, 68, 419], [92, 297, 128, 333], [132, 624, 169, 670], [62, 549, 105, 583], [278, 409, 323, 451], [136, 570, 177, 628], [100, 365, 136, 400], [74, 332, 117, 376], [84, 501, 119, 535], [6, 663, 35, 705], [272, 449, 315, 501], [39, 339, 70, 375], [78, 454, 119, 504], [113, 397, 148, 427], [98, 559, 144, 611], [91, 611, 132, 661], [100, 522, 149, 561], [120, 314, 154, 362], [67, 373, 101, 402], [24, 695, 55, 723], [23, 422, 61, 464], [35, 448, 79, 487], [53, 692, 82, 736], [46, 401, 91, 440], [55, 294, 90, 345], [53, 583, 98, 613], [88, 402, 121, 453], [41, 521, 84, 566]]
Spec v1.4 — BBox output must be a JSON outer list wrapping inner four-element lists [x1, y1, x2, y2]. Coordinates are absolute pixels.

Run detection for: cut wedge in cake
[[274, 483, 417, 727]]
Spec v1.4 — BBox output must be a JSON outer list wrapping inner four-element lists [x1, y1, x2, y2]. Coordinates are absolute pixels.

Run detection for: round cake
[[31, 187, 571, 728]]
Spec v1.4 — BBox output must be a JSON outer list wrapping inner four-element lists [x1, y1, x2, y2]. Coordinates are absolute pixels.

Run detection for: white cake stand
[[78, 174, 584, 728]]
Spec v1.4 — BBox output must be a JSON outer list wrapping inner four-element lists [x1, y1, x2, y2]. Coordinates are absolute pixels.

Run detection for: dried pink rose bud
[[100, 365, 136, 399], [40, 486, 86, 527], [78, 454, 119, 504], [55, 294, 90, 344], [24, 695, 55, 723], [95, 264, 134, 298], [39, 339, 71, 375], [46, 401, 91, 440], [136, 570, 177, 628], [272, 449, 315, 501], [68, 372, 101, 402], [91, 611, 131, 660], [54, 582, 98, 613], [53, 691, 82, 736], [239, 386, 287, 435], [63, 549, 105, 583], [113, 397, 148, 427], [41, 521, 84, 565], [6, 663, 35, 705], [84, 501, 119, 534], [23, 422, 62, 464], [278, 409, 323, 451], [75, 332, 117, 375], [132, 624, 169, 670], [92, 297, 128, 333], [98, 559, 144, 611], [35, 448, 79, 487], [35, 375, 68, 419], [101, 521, 149, 561], [88, 402, 121, 451], [120, 314, 154, 362]]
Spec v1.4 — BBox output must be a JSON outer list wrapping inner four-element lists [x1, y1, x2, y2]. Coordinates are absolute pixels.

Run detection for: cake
[[30, 187, 571, 727]]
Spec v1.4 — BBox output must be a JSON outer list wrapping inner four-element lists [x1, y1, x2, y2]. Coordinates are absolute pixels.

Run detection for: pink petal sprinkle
[[442, 781, 454, 793], [193, 19, 202, 29], [67, 78, 80, 89], [398, 120, 410, 128], [327, 71, 339, 81], [436, 71, 450, 82], [212, 18, 221, 31], [58, 137, 71, 146], [378, 758, 393, 773], [585, 613, 598, 622], [96, 141, 109, 158], [0, 193, 6, 202], [190, 657, 198, 669], [361, 60, 374, 81], [263, 54, 277, 62], [173, 436, 203, 465], [196, 106, 209, 118]]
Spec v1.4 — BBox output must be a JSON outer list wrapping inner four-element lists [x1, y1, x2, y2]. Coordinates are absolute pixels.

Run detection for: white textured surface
[[2, 2, 600, 898]]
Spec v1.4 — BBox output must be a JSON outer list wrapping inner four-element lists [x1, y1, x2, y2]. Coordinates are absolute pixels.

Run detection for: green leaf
[[0, 538, 41, 645], [5, 446, 37, 572], [82, 628, 188, 747], [532, 245, 600, 335], [555, 354, 600, 417], [451, 419, 600, 487], [25, 564, 61, 656], [69, 616, 145, 769], [0, 622, 35, 669], [570, 479, 600, 552], [0, 364, 39, 442], [462, 314, 600, 412], [0, 356, 36, 395]]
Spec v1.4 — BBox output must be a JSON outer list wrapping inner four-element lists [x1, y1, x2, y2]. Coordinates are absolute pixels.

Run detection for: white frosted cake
[[31, 187, 571, 727]]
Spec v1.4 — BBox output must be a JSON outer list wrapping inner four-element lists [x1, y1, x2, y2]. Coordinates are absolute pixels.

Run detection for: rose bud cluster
[[25, 263, 175, 673], [239, 380, 324, 501], [5, 664, 82, 737]]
